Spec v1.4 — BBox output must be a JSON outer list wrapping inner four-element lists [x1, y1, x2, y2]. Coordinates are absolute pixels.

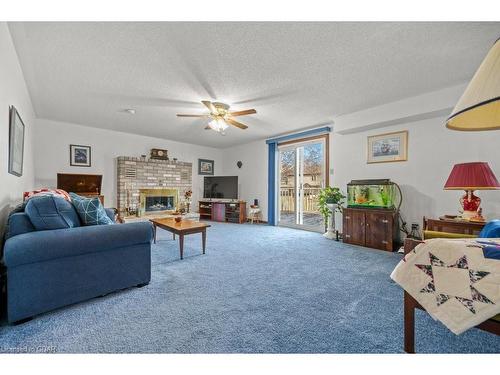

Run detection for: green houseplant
[[318, 186, 346, 233]]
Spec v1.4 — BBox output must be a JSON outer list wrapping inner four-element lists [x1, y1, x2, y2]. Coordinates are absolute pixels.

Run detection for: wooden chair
[[248, 207, 262, 224], [403, 238, 500, 353]]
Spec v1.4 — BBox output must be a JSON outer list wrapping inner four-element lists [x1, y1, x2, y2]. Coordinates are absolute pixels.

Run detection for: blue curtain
[[267, 142, 277, 226]]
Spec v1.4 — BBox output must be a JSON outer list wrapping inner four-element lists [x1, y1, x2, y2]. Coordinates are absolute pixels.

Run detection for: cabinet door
[[343, 209, 365, 246], [365, 212, 393, 251], [212, 203, 226, 222]]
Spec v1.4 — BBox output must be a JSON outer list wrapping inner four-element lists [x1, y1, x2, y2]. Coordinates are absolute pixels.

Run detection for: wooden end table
[[424, 217, 485, 236], [149, 218, 211, 260]]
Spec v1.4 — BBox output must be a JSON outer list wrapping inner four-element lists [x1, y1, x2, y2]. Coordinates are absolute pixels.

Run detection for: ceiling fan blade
[[201, 100, 216, 113], [204, 125, 211, 130], [226, 118, 248, 130], [229, 109, 257, 117], [176, 114, 208, 117]]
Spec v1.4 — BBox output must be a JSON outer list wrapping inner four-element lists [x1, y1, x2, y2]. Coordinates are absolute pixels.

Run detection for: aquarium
[[347, 179, 399, 209]]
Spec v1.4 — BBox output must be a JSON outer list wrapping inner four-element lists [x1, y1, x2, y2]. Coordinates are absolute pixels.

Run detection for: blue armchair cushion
[[70, 193, 113, 226], [25, 195, 81, 231]]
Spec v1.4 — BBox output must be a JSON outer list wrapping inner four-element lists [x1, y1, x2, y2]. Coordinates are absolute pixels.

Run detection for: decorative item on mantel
[[150, 148, 168, 160]]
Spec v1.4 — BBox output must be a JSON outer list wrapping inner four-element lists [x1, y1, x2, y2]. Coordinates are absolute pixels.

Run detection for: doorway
[[277, 135, 328, 232]]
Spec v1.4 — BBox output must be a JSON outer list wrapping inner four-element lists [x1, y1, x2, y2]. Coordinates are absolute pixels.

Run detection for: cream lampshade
[[446, 38, 500, 131]]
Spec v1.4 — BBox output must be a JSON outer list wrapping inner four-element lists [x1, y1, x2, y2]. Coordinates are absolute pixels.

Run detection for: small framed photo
[[198, 159, 214, 175], [8, 106, 25, 177], [70, 144, 91, 167], [367, 131, 408, 164]]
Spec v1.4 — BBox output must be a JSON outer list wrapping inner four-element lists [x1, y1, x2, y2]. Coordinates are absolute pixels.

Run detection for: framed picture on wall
[[198, 159, 214, 175], [367, 130, 408, 164], [8, 106, 25, 177], [70, 144, 92, 167]]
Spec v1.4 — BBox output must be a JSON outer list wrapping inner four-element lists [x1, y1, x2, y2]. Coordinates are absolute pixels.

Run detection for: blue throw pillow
[[479, 220, 500, 238], [70, 193, 113, 226], [25, 195, 81, 231]]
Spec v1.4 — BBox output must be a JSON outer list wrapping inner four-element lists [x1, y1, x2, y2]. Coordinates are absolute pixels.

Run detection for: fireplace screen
[[145, 195, 175, 212]]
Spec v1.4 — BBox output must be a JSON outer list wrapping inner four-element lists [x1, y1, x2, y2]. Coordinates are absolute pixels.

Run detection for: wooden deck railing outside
[[279, 187, 321, 213]]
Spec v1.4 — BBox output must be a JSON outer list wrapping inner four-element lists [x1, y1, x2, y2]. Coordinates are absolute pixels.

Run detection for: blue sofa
[[2, 202, 153, 324]]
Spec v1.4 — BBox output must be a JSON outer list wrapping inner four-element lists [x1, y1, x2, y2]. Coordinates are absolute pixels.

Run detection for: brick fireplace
[[117, 156, 192, 217]]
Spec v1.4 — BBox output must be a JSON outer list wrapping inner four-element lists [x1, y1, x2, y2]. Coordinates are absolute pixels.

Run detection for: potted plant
[[318, 186, 346, 238]]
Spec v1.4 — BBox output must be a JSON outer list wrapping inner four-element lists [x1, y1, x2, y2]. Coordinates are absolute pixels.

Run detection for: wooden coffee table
[[149, 218, 211, 260]]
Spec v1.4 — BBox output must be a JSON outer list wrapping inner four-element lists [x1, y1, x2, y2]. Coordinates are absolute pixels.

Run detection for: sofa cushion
[[25, 195, 81, 231], [70, 193, 113, 226]]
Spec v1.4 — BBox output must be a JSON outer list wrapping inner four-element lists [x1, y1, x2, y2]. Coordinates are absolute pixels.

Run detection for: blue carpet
[[1, 222, 499, 353]]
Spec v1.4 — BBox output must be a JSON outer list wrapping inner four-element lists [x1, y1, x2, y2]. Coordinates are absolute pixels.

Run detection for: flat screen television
[[204, 176, 238, 199]]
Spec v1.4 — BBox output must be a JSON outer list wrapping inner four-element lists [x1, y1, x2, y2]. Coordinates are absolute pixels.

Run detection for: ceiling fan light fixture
[[208, 118, 229, 133], [177, 100, 255, 132]]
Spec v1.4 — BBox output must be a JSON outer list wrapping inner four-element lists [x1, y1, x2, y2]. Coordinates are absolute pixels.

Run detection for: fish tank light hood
[[347, 179, 402, 210]]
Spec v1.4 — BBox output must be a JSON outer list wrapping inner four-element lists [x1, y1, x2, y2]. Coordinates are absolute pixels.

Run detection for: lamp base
[[459, 190, 481, 220], [461, 210, 478, 220]]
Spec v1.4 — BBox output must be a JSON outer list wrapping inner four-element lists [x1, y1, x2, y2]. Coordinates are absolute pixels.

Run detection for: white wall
[[0, 23, 35, 233], [34, 119, 224, 208], [222, 140, 268, 220], [331, 116, 500, 231], [221, 94, 500, 229]]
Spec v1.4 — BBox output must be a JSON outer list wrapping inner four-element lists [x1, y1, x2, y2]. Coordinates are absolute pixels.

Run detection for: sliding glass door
[[278, 137, 327, 232]]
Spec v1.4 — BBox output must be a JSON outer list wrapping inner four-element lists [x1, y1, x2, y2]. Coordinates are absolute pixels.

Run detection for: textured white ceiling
[[8, 22, 500, 148]]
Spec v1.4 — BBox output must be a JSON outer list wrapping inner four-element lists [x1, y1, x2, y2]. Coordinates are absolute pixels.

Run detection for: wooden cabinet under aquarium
[[343, 179, 401, 251], [343, 208, 399, 252]]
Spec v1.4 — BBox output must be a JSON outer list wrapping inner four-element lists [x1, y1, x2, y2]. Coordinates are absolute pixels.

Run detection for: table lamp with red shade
[[444, 162, 500, 221]]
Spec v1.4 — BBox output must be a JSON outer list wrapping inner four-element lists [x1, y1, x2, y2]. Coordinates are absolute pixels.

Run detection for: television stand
[[198, 200, 246, 224]]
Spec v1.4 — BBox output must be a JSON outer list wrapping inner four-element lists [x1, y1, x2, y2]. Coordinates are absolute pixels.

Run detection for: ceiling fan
[[177, 101, 256, 135]]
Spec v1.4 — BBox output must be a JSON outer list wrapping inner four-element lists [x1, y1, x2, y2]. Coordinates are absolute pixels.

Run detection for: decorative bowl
[[175, 216, 182, 223]]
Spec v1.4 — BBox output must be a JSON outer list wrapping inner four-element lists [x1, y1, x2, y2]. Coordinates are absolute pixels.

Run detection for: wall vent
[[125, 168, 136, 178]]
